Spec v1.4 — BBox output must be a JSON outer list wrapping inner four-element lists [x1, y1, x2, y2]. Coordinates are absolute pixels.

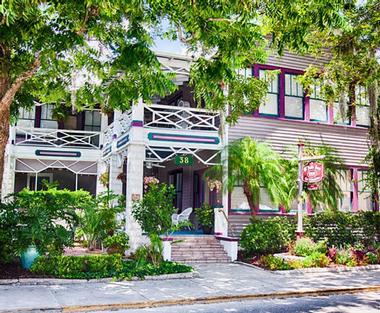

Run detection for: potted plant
[[103, 232, 129, 255], [195, 203, 214, 234]]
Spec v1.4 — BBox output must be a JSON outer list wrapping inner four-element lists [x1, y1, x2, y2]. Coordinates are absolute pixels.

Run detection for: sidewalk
[[0, 263, 379, 312]]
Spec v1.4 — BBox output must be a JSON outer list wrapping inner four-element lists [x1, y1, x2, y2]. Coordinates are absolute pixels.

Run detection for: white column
[[125, 98, 146, 250], [215, 94, 229, 236], [1, 127, 16, 200]]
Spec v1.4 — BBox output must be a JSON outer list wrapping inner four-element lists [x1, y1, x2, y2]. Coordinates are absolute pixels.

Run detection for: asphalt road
[[91, 292, 380, 313]]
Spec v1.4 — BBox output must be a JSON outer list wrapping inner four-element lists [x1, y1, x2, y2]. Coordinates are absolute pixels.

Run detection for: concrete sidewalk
[[0, 263, 380, 312]]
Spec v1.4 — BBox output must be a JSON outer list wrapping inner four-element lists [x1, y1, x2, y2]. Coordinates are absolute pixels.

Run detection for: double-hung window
[[84, 110, 101, 132], [258, 70, 279, 116], [285, 74, 304, 119], [356, 86, 370, 127], [309, 84, 328, 122], [40, 104, 58, 129]]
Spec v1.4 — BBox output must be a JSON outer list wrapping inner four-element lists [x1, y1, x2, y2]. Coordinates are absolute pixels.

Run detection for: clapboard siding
[[266, 50, 330, 70], [229, 117, 369, 167]]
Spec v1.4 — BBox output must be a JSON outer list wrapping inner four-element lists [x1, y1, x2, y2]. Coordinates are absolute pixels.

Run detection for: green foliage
[[240, 217, 296, 255], [30, 254, 192, 279], [195, 203, 214, 228], [76, 191, 125, 250], [294, 237, 327, 257], [366, 252, 378, 265], [302, 252, 330, 268], [304, 211, 380, 248], [0, 201, 21, 263], [12, 188, 91, 255], [132, 183, 176, 236], [206, 137, 290, 214], [130, 234, 163, 267], [103, 232, 129, 255], [257, 255, 293, 271], [335, 249, 356, 267]]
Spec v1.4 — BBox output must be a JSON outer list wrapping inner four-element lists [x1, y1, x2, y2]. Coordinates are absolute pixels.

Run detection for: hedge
[[30, 254, 193, 279], [240, 217, 296, 255], [240, 211, 380, 256], [304, 211, 380, 248]]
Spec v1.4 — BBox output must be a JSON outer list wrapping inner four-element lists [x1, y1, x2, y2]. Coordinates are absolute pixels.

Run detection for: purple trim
[[279, 71, 285, 117], [131, 120, 144, 127], [328, 105, 334, 124], [214, 232, 223, 236], [352, 168, 359, 212], [215, 235, 239, 242], [304, 92, 310, 122], [161, 237, 174, 241], [34, 106, 41, 128]]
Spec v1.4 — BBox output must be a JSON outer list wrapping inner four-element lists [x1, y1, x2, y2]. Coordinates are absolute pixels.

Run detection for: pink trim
[[161, 237, 174, 241], [328, 105, 334, 124], [215, 235, 239, 242], [352, 168, 359, 212], [304, 93, 310, 122]]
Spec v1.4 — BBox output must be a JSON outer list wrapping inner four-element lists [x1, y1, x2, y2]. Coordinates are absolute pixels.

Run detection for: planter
[[20, 245, 40, 270], [201, 226, 213, 235]]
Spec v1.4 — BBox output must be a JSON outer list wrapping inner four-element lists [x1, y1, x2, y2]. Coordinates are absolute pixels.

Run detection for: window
[[258, 70, 279, 116], [309, 84, 328, 122], [17, 107, 35, 128], [358, 170, 373, 211], [333, 101, 350, 125], [169, 171, 183, 211], [356, 86, 370, 127], [84, 110, 101, 131], [336, 170, 352, 212], [285, 74, 304, 119], [40, 104, 58, 129]]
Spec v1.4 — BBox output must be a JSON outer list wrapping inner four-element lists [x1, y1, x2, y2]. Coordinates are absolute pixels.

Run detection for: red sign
[[302, 162, 324, 184]]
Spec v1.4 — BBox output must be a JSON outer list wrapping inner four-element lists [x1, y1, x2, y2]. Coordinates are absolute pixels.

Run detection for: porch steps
[[228, 215, 251, 237], [171, 236, 231, 263]]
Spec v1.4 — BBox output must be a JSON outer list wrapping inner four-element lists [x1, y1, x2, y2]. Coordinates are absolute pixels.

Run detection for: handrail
[[218, 208, 238, 238], [147, 103, 220, 114]]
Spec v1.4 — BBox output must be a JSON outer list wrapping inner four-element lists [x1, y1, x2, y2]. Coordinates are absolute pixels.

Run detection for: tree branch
[[0, 56, 41, 111]]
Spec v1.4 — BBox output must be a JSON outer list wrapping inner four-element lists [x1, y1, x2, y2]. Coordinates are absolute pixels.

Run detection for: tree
[[206, 137, 290, 215], [299, 0, 380, 202], [0, 0, 346, 193]]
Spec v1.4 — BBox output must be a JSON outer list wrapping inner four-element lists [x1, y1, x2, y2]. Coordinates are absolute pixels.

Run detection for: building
[[1, 51, 375, 247]]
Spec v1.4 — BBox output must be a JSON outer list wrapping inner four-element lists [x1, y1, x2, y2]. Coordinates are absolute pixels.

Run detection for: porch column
[[1, 128, 15, 199], [125, 98, 146, 250], [214, 96, 229, 236], [108, 153, 123, 195]]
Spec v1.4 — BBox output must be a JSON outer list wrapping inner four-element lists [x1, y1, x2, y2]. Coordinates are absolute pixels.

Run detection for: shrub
[[294, 237, 316, 257], [31, 254, 123, 279], [294, 237, 327, 257], [11, 188, 91, 255], [304, 211, 380, 248], [240, 217, 296, 255], [302, 252, 330, 268], [366, 252, 378, 265], [335, 249, 356, 266], [195, 203, 214, 228], [132, 183, 176, 236], [76, 191, 125, 250], [257, 255, 292, 271], [0, 202, 21, 263], [30, 254, 192, 279], [103, 232, 129, 254]]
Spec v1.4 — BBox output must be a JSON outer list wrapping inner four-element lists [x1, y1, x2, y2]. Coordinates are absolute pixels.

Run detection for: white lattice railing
[[144, 104, 220, 131], [14, 127, 101, 149], [103, 110, 132, 147]]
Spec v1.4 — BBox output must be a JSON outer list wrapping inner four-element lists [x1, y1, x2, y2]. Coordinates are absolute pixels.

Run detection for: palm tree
[[206, 137, 290, 215]]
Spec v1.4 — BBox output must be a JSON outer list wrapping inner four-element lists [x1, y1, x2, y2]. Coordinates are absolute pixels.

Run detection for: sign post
[[296, 143, 325, 239]]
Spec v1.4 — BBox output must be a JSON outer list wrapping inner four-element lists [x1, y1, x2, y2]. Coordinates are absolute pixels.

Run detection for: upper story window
[[17, 107, 35, 128], [355, 86, 370, 127], [309, 84, 328, 122], [333, 100, 350, 125], [84, 110, 101, 131], [41, 104, 58, 129], [258, 70, 279, 116], [284, 74, 304, 119]]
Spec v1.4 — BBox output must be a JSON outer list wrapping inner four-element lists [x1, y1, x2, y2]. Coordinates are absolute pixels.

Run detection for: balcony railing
[[144, 104, 220, 131], [103, 110, 132, 148], [14, 127, 101, 149]]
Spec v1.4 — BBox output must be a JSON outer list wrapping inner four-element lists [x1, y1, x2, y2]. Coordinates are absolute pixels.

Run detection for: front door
[[169, 170, 183, 212]]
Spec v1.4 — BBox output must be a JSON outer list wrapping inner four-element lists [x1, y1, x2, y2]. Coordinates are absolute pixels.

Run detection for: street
[[91, 292, 380, 313]]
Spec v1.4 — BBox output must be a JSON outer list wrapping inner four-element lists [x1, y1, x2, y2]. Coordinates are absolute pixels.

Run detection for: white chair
[[171, 207, 193, 226]]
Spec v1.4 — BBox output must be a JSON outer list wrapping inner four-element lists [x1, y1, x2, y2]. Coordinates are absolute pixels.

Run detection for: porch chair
[[171, 207, 193, 228]]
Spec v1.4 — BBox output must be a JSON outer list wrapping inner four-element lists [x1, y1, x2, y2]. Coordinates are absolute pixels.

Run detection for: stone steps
[[171, 235, 231, 263]]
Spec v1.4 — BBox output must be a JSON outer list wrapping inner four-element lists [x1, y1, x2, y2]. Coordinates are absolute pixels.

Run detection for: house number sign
[[175, 155, 194, 166]]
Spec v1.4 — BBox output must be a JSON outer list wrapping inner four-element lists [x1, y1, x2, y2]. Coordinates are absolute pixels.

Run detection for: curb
[[234, 261, 380, 275], [61, 285, 380, 312], [0, 271, 199, 286]]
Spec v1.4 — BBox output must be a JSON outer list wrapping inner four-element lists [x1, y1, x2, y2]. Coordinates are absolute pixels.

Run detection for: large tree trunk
[[243, 181, 259, 216], [0, 50, 40, 196]]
